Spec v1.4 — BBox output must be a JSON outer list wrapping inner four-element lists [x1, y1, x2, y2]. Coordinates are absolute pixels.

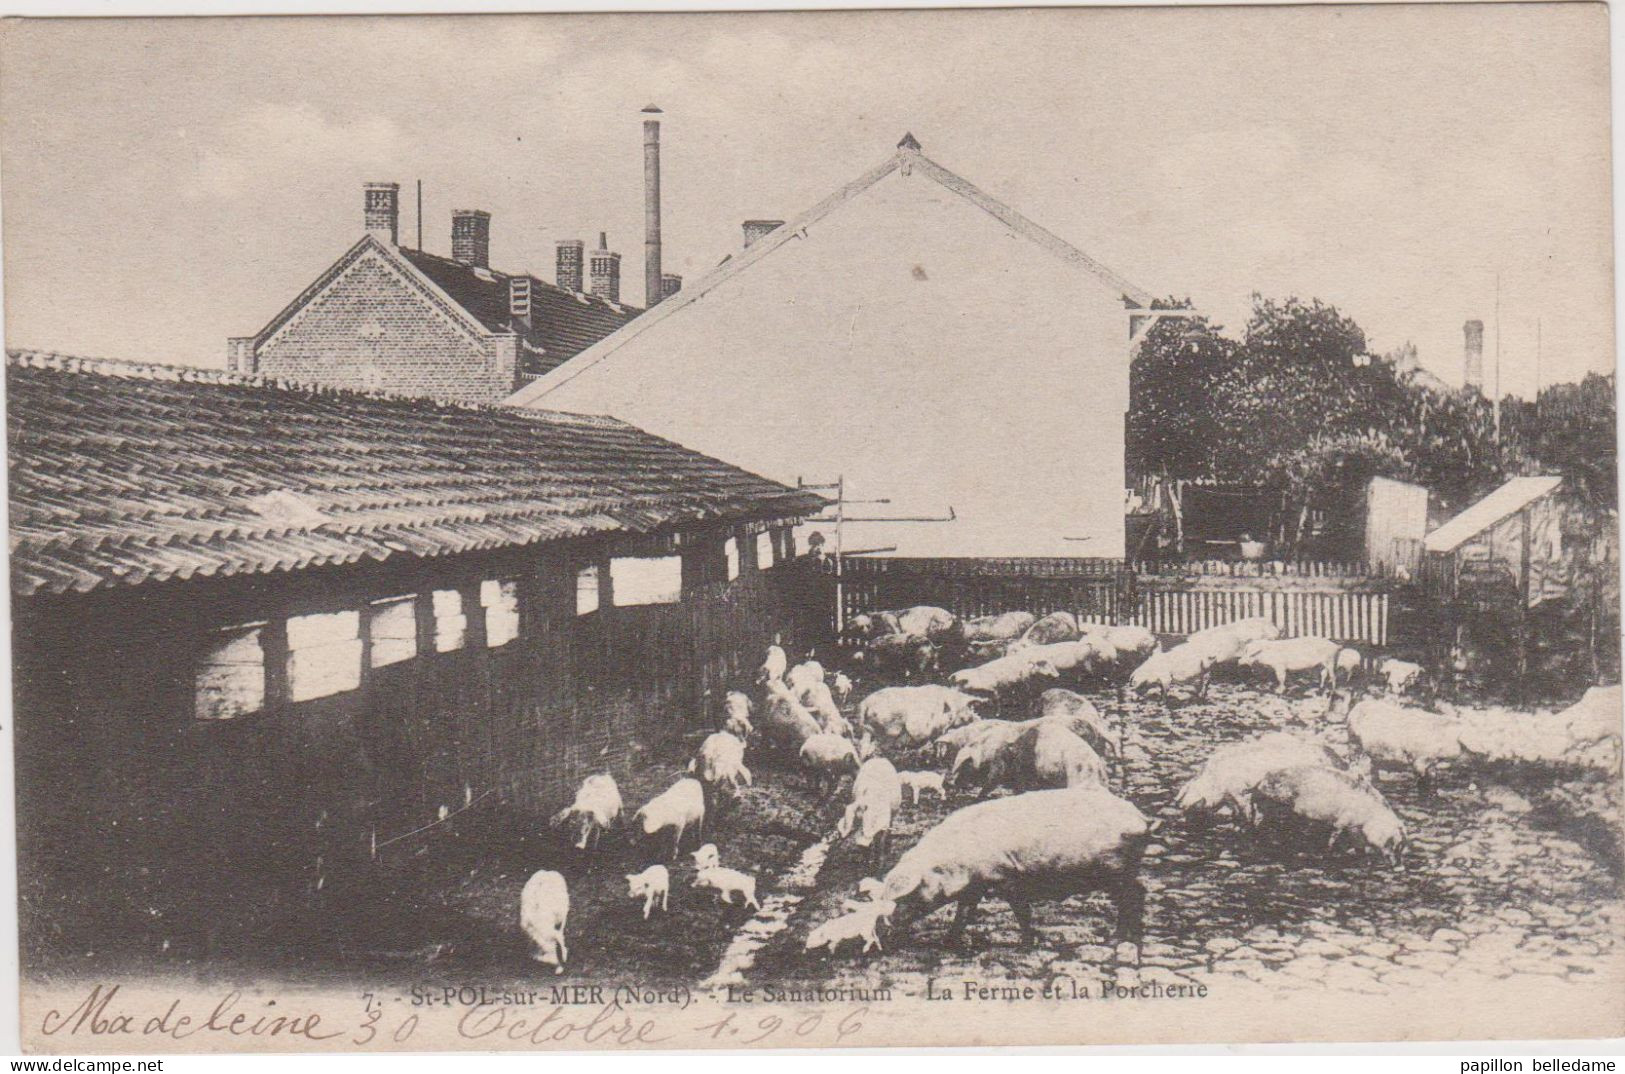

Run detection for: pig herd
[[517, 604, 1621, 976]]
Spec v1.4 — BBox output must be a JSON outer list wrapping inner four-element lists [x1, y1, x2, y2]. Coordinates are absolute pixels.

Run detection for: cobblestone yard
[[744, 679, 1625, 998]]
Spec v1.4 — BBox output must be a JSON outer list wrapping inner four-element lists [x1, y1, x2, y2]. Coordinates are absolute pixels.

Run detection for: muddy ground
[[27, 670, 1625, 1001]]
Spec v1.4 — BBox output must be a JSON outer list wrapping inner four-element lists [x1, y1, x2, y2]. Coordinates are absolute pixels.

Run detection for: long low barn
[[6, 349, 824, 951]]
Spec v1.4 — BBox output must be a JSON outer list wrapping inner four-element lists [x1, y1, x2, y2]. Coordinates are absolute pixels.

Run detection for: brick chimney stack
[[743, 220, 784, 249], [364, 182, 400, 244], [1463, 319, 1485, 392], [661, 273, 683, 301], [556, 239, 585, 292], [589, 232, 621, 304], [452, 209, 491, 269], [643, 105, 663, 306]]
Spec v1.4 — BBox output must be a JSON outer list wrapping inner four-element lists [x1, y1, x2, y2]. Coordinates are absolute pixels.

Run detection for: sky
[[0, 6, 1613, 397]]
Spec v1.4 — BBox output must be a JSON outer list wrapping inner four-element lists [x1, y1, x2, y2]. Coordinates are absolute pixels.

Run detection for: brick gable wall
[[252, 252, 517, 403]]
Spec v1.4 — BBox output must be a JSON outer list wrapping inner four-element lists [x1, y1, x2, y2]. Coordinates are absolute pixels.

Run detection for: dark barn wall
[[10, 523, 813, 953]]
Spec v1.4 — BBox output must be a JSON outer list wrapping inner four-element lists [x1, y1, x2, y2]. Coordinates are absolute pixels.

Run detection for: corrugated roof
[[1423, 475, 1564, 553], [7, 350, 824, 597]]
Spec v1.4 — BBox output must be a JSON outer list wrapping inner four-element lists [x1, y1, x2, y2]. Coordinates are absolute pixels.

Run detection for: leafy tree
[[1126, 299, 1235, 481]]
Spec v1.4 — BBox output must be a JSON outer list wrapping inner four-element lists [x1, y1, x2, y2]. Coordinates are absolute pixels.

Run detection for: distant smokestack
[[1464, 319, 1484, 392], [363, 182, 399, 244], [556, 239, 584, 292], [589, 232, 621, 304], [452, 209, 491, 269], [643, 105, 663, 306], [743, 220, 784, 248]]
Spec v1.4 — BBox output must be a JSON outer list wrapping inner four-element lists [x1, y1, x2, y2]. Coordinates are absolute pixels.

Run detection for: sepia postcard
[[0, 5, 1621, 1054]]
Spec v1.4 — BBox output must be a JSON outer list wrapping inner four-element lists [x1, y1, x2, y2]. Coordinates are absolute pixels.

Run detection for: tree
[[1126, 299, 1235, 482]]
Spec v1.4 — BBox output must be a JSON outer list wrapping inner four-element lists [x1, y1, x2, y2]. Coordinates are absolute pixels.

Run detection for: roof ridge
[[506, 136, 1159, 407], [398, 245, 643, 316], [5, 347, 639, 430]]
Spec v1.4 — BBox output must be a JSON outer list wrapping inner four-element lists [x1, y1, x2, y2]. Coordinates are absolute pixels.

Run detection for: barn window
[[194, 622, 266, 720], [432, 589, 467, 652], [611, 556, 683, 606], [724, 538, 740, 581], [368, 595, 418, 668], [576, 565, 601, 616], [757, 531, 775, 569], [482, 578, 520, 647], [286, 610, 362, 702]]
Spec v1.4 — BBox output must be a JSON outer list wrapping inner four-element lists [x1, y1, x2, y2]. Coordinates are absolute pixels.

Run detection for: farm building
[[1422, 475, 1570, 604], [7, 349, 821, 943], [506, 134, 1172, 559], [227, 182, 643, 403]]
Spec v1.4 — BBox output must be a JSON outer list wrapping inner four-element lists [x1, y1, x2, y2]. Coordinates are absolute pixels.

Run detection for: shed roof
[[7, 350, 823, 597], [1422, 475, 1564, 553]]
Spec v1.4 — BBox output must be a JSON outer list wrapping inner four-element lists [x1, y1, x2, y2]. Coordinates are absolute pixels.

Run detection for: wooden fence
[[836, 557, 1398, 645]]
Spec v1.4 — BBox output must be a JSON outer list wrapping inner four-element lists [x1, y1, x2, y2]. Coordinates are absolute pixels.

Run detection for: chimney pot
[[660, 273, 683, 302], [589, 237, 622, 304], [364, 182, 400, 245], [556, 239, 585, 292], [1463, 319, 1485, 392], [743, 220, 784, 249], [452, 209, 492, 269]]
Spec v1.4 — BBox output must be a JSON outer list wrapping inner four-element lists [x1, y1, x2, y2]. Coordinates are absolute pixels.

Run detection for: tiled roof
[[7, 350, 823, 597], [1423, 475, 1564, 553], [398, 248, 640, 377]]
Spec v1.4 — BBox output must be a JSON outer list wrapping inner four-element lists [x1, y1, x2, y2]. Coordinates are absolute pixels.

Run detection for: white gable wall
[[529, 166, 1132, 558]]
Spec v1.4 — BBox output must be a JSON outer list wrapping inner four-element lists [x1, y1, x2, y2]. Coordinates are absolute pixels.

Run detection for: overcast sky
[[0, 6, 1612, 396]]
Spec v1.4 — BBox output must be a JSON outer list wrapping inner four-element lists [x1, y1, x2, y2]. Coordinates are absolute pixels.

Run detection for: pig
[[895, 605, 960, 641], [797, 679, 851, 736], [1378, 658, 1425, 696], [1333, 646, 1364, 688], [800, 733, 862, 797], [880, 786, 1151, 947], [931, 717, 1013, 763], [1021, 639, 1114, 684], [836, 757, 904, 863], [949, 654, 1062, 702], [898, 770, 946, 804], [786, 660, 827, 693], [1020, 610, 1082, 647], [1128, 643, 1215, 706], [632, 777, 707, 858], [625, 864, 670, 919], [1344, 697, 1463, 793], [856, 632, 938, 681], [1187, 616, 1283, 664], [519, 869, 570, 973], [757, 644, 788, 684], [1175, 732, 1347, 824], [693, 865, 761, 911], [1236, 636, 1352, 693], [953, 720, 1108, 797], [831, 672, 855, 706], [721, 690, 755, 740], [689, 732, 752, 795], [549, 772, 623, 851], [760, 679, 824, 752], [859, 685, 981, 746], [1037, 688, 1122, 758], [804, 901, 897, 957], [845, 610, 903, 643], [690, 843, 720, 871], [1252, 765, 1408, 866], [960, 611, 1037, 645]]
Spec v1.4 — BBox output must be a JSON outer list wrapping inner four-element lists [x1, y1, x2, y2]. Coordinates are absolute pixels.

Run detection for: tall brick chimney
[[364, 182, 399, 244], [452, 209, 491, 269], [589, 232, 621, 304], [1463, 319, 1484, 392], [661, 273, 683, 301], [643, 105, 663, 306], [556, 239, 585, 292], [743, 220, 784, 248]]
